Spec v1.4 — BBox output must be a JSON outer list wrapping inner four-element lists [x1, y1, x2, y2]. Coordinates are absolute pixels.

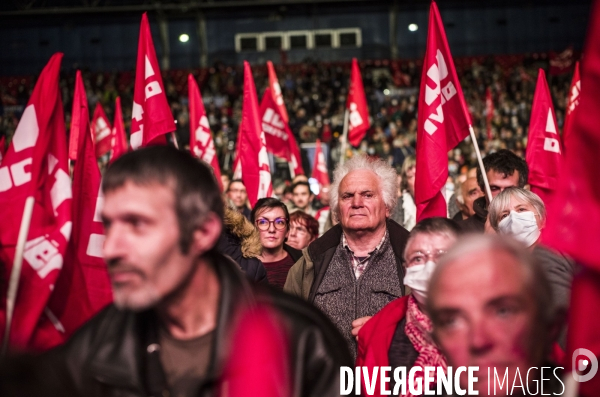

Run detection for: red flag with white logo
[[0, 53, 72, 350], [188, 74, 223, 191], [259, 87, 304, 177], [415, 1, 471, 222], [68, 71, 85, 162], [312, 139, 330, 189], [130, 13, 175, 150], [267, 61, 289, 124], [544, 3, 600, 395], [485, 87, 494, 140], [525, 69, 563, 207], [346, 58, 370, 147], [30, 70, 112, 350], [239, 61, 272, 206], [110, 96, 128, 163], [91, 103, 112, 158], [563, 61, 581, 153]]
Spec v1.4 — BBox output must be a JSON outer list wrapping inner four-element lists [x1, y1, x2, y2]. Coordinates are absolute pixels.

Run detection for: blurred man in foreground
[[428, 235, 564, 396], [43, 147, 350, 396]]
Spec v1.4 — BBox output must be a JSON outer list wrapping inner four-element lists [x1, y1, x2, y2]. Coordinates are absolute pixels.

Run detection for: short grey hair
[[427, 234, 554, 327], [488, 187, 546, 231], [330, 155, 398, 222]]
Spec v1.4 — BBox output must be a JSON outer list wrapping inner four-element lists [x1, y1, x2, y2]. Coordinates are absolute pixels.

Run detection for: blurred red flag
[[130, 13, 175, 149], [485, 87, 494, 140], [31, 71, 112, 350], [91, 103, 112, 158], [188, 74, 223, 191], [415, 1, 471, 222], [545, 2, 600, 394], [525, 69, 563, 207], [267, 61, 289, 124], [312, 139, 330, 189], [549, 46, 574, 76], [260, 87, 304, 177], [110, 96, 128, 163], [346, 58, 370, 147], [68, 71, 85, 162], [239, 62, 272, 206], [563, 61, 581, 153], [0, 54, 72, 350]]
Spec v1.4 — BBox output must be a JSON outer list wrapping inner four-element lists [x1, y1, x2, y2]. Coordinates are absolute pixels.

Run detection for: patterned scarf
[[403, 295, 447, 397]]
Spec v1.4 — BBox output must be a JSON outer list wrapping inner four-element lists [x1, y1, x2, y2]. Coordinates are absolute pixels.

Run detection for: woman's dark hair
[[477, 149, 529, 192], [250, 197, 290, 226], [289, 211, 319, 238]]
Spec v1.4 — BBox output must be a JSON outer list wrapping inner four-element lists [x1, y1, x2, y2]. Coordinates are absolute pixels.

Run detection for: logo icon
[[572, 348, 598, 383]]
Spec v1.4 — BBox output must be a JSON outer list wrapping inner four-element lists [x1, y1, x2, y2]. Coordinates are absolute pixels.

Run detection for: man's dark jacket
[[459, 196, 487, 233], [284, 219, 410, 301], [41, 252, 352, 397]]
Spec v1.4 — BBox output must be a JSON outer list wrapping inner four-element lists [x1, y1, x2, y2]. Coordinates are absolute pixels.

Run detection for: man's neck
[[260, 246, 287, 263], [343, 225, 387, 257], [156, 258, 220, 340]]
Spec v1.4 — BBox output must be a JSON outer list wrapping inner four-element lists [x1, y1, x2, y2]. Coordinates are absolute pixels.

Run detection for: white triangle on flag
[[145, 55, 155, 79], [545, 109, 557, 134]]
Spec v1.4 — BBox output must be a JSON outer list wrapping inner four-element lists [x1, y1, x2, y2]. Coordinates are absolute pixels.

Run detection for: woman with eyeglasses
[[251, 198, 302, 290], [354, 218, 460, 396]]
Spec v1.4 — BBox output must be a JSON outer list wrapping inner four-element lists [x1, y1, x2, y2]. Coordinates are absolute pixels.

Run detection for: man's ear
[[190, 212, 223, 256]]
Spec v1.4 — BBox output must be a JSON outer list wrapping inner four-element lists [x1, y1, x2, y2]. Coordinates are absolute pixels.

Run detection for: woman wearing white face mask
[[488, 187, 575, 335], [355, 218, 460, 397]]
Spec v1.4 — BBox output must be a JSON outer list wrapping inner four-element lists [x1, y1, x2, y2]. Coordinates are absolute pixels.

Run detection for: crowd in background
[[0, 52, 575, 181]]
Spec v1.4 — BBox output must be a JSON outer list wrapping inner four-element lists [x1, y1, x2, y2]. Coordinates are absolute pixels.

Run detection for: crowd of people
[[0, 53, 581, 396]]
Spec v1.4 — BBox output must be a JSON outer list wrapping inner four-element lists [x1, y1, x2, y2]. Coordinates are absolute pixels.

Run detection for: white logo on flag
[[349, 103, 364, 131], [24, 236, 64, 279], [423, 50, 458, 135], [543, 108, 561, 154], [194, 116, 216, 163], [568, 81, 581, 113], [262, 108, 288, 140]]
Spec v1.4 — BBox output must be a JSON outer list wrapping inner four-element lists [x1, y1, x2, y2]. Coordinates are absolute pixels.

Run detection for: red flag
[[0, 54, 72, 350], [259, 87, 304, 177], [91, 103, 112, 158], [312, 139, 330, 189], [415, 1, 471, 222], [188, 74, 223, 191], [68, 71, 85, 162], [346, 58, 370, 147], [30, 70, 112, 350], [267, 61, 289, 124], [130, 13, 175, 149], [485, 87, 494, 140], [525, 69, 563, 207], [545, 3, 600, 394], [563, 61, 581, 153], [549, 46, 574, 76], [239, 61, 273, 207], [110, 96, 128, 163]]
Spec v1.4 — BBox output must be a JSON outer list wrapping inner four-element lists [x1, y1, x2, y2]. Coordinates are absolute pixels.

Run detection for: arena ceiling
[[0, 0, 588, 16]]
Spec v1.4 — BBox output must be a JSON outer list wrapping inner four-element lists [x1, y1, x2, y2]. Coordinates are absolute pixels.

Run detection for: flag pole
[[339, 109, 350, 166], [468, 125, 493, 202], [171, 131, 179, 149], [2, 196, 36, 355]]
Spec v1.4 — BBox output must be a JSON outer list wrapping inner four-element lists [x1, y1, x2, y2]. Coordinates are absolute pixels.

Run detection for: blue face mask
[[498, 210, 540, 247]]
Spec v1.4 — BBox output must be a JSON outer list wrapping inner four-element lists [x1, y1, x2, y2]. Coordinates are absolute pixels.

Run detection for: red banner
[[346, 58, 370, 147], [562, 61, 581, 153], [68, 71, 85, 162], [239, 62, 273, 206], [525, 69, 563, 207], [91, 103, 112, 158], [267, 61, 289, 124], [188, 74, 223, 191], [110, 96, 128, 163], [31, 70, 112, 350], [312, 139, 330, 189], [0, 54, 72, 350], [415, 1, 471, 222], [549, 46, 574, 76], [130, 13, 175, 149]]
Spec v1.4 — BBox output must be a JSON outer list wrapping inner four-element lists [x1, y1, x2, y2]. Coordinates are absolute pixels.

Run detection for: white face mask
[[403, 260, 436, 305], [498, 210, 540, 247]]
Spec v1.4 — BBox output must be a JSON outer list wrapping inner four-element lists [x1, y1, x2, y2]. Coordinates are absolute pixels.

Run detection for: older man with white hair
[[284, 155, 410, 357]]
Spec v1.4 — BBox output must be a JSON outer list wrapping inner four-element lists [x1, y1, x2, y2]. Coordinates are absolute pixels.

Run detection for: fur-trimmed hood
[[223, 207, 262, 258]]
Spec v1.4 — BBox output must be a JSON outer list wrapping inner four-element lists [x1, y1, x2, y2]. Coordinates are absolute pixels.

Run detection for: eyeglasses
[[255, 217, 288, 231], [405, 249, 447, 267]]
